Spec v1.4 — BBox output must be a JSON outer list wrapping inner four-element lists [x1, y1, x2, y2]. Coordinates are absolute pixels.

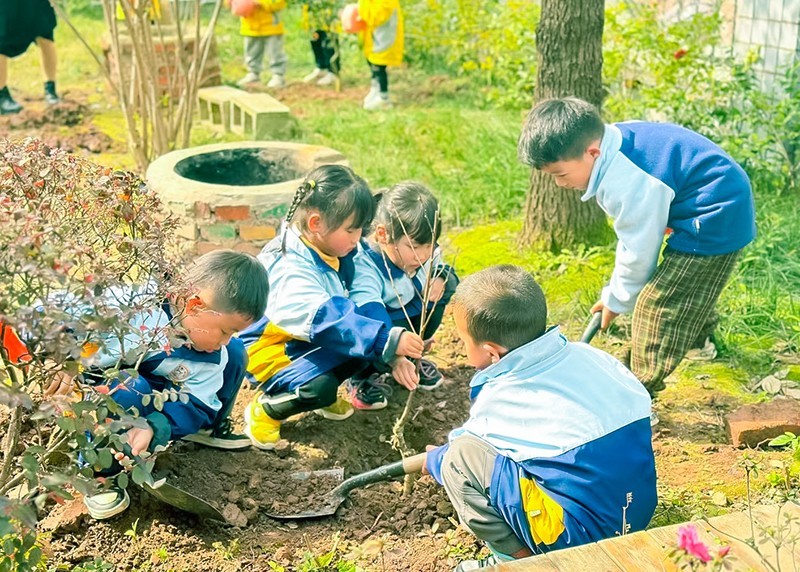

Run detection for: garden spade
[[580, 311, 603, 344], [124, 445, 227, 522], [266, 452, 427, 520], [141, 479, 226, 522]]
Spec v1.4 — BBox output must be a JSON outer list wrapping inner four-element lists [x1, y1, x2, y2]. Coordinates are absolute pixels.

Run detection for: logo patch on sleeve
[[167, 364, 191, 383]]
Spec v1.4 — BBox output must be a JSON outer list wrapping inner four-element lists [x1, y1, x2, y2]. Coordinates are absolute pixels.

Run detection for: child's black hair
[[452, 265, 547, 351], [184, 250, 269, 322], [517, 97, 605, 169], [374, 181, 441, 245], [283, 164, 375, 251]]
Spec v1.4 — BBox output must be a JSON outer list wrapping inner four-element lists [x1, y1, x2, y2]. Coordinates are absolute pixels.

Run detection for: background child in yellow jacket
[[230, 0, 288, 88], [359, 0, 403, 110]]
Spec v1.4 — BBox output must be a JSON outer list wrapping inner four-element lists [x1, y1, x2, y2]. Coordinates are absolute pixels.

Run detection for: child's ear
[[587, 140, 602, 159], [482, 342, 508, 364], [184, 295, 206, 315], [374, 224, 389, 244], [307, 212, 323, 234]]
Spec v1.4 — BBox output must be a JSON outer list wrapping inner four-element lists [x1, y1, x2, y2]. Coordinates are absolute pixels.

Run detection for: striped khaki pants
[[630, 248, 740, 395]]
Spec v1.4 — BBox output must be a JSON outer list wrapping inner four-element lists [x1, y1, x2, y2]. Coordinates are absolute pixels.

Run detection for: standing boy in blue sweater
[[517, 97, 756, 396], [424, 265, 656, 570]]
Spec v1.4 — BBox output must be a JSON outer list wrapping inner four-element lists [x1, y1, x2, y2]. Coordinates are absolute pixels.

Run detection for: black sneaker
[[182, 418, 251, 450], [347, 374, 391, 410], [44, 81, 60, 106], [0, 87, 22, 115], [418, 359, 444, 391]]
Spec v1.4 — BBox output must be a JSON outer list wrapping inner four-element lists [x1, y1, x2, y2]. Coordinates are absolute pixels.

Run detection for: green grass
[[7, 4, 800, 374]]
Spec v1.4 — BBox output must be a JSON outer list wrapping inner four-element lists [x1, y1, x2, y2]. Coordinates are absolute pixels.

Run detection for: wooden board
[[597, 530, 678, 571]]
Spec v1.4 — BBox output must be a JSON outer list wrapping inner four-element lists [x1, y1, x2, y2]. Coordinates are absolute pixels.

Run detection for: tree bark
[[520, 0, 610, 252]]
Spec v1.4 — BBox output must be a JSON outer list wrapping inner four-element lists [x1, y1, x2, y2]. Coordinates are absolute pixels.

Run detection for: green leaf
[[21, 454, 38, 474], [98, 448, 113, 469], [141, 394, 151, 407], [117, 471, 129, 489], [131, 465, 148, 486], [769, 434, 795, 447], [179, 392, 189, 404], [82, 449, 98, 465], [153, 393, 164, 411]]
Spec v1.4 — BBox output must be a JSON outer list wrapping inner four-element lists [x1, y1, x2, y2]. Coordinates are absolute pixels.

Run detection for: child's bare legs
[[36, 37, 60, 104], [36, 37, 57, 81], [0, 54, 8, 89]]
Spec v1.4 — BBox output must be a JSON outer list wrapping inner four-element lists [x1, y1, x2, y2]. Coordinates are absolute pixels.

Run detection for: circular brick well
[[146, 141, 347, 255]]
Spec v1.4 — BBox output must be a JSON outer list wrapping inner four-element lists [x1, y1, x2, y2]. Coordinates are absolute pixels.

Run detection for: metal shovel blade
[[141, 480, 226, 522], [266, 452, 426, 520], [264, 468, 345, 520]]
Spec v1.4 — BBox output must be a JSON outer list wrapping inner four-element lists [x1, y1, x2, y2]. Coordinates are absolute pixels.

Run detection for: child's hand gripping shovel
[[266, 452, 427, 520], [580, 311, 603, 345]]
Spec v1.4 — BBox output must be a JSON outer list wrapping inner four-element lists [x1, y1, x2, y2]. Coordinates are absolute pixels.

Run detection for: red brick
[[233, 242, 263, 256], [238, 224, 277, 241], [215, 205, 250, 222], [196, 241, 224, 255], [726, 398, 800, 447], [194, 201, 212, 219]]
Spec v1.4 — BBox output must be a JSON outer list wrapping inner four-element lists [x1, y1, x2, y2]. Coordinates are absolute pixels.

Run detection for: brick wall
[[176, 201, 286, 257]]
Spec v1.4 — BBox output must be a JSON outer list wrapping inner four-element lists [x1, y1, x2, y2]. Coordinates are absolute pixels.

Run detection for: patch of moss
[[785, 365, 800, 383], [664, 361, 758, 404], [446, 220, 615, 322]]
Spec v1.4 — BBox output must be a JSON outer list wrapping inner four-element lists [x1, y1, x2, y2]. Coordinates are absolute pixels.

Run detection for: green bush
[[404, 0, 539, 107], [603, 0, 800, 199]]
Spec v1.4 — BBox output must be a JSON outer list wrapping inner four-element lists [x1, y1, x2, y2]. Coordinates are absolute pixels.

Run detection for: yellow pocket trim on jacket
[[519, 477, 565, 546]]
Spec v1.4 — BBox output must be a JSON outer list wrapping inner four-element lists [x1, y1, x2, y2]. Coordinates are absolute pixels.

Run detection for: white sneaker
[[316, 71, 337, 86], [266, 74, 286, 88], [363, 93, 392, 111], [303, 68, 324, 83], [685, 337, 717, 361], [237, 72, 260, 86], [85, 486, 130, 520], [363, 80, 380, 105], [650, 411, 660, 427]]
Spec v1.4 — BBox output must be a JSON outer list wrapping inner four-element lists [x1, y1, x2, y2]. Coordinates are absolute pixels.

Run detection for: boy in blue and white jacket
[[70, 250, 269, 520], [424, 265, 656, 570], [517, 97, 756, 395]]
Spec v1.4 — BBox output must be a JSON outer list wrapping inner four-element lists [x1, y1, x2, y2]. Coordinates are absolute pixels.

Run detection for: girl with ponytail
[[239, 164, 425, 449]]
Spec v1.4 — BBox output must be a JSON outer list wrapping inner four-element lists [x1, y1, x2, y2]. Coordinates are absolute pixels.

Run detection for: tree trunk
[[520, 0, 610, 252]]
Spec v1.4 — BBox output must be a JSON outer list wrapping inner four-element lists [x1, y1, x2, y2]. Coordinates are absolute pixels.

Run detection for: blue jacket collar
[[581, 124, 622, 202], [277, 225, 357, 288], [362, 239, 407, 280], [469, 325, 567, 390]]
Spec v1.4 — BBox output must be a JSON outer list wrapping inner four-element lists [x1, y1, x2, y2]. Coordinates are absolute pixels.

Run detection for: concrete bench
[[229, 92, 291, 140]]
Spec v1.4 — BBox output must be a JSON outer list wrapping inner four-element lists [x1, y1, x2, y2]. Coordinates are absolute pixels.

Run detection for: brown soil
[[0, 97, 116, 155], [36, 314, 786, 571]]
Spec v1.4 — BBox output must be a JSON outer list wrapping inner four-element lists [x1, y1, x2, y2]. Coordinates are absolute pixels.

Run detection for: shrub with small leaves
[[0, 138, 182, 569]]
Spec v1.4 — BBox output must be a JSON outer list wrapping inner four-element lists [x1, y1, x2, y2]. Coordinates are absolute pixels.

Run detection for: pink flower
[[677, 525, 712, 563], [718, 545, 731, 558], [674, 48, 688, 60]]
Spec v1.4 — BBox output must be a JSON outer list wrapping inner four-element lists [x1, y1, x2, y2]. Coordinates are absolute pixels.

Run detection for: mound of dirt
[[43, 320, 484, 571]]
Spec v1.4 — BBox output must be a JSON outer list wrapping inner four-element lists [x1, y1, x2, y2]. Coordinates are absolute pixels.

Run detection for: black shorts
[[0, 0, 57, 58]]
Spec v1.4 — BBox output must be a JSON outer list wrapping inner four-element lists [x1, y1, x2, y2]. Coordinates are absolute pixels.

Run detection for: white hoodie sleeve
[[597, 157, 675, 314]]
